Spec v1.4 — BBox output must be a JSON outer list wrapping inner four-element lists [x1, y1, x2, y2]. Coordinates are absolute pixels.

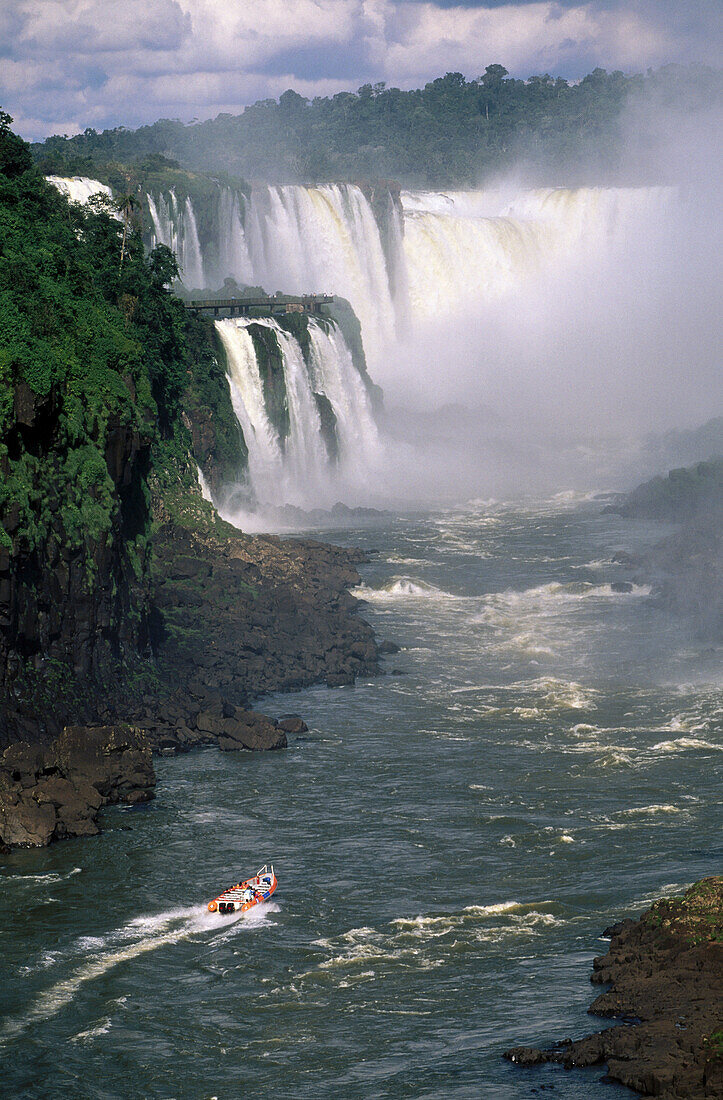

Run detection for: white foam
[[652, 736, 721, 753], [354, 576, 457, 601], [618, 803, 687, 817], [0, 901, 277, 1045]]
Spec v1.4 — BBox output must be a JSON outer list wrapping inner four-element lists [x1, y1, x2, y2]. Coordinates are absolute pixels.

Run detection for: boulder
[[54, 725, 155, 804], [195, 710, 227, 736], [0, 795, 56, 847], [217, 711, 287, 751], [277, 715, 308, 734], [1, 742, 51, 786], [0, 725, 155, 848]]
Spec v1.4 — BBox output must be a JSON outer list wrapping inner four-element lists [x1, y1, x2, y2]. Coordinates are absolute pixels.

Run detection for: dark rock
[[217, 712, 287, 751], [277, 715, 308, 734], [378, 639, 401, 654], [0, 725, 155, 848], [505, 1047, 548, 1067], [195, 710, 226, 736], [610, 581, 634, 593], [326, 672, 355, 687], [602, 918, 636, 939], [504, 877, 723, 1100], [0, 796, 56, 847]]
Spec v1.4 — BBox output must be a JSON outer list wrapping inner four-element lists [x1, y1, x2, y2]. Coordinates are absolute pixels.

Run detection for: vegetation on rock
[[0, 114, 244, 740]]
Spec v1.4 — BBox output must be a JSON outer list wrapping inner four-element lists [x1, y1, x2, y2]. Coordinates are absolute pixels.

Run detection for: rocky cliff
[[505, 877, 723, 1099]]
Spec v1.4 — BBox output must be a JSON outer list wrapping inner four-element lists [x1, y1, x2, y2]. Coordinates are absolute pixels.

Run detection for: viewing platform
[[185, 294, 334, 317]]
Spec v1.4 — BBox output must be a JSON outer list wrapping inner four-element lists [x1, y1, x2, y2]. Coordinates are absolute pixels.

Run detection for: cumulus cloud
[[1, 0, 720, 141]]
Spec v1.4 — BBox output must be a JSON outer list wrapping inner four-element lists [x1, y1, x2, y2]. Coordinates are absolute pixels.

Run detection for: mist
[[372, 95, 723, 504]]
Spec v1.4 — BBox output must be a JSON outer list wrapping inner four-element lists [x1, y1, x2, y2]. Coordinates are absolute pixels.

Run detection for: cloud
[[1, 0, 720, 141]]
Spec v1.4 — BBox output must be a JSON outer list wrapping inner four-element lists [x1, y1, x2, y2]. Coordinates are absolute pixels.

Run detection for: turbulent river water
[[1, 495, 721, 1098]]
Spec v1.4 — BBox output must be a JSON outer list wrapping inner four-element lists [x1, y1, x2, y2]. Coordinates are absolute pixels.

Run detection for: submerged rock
[[611, 581, 634, 593]]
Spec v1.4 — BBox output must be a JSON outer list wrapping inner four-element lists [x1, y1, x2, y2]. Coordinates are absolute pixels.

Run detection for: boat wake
[[0, 901, 279, 1045]]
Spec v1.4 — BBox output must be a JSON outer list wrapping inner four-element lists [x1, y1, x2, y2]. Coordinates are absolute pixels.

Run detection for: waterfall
[[243, 185, 397, 369], [48, 171, 684, 505], [215, 316, 381, 515], [46, 176, 113, 204], [307, 323, 380, 468], [147, 190, 205, 290], [397, 186, 674, 324], [215, 186, 253, 287]]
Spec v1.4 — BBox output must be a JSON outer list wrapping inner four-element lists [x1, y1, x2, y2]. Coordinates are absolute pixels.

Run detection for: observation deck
[[184, 294, 334, 317]]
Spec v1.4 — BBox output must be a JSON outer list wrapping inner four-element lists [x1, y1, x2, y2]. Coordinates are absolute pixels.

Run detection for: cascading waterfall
[[306, 323, 380, 468], [46, 175, 114, 204], [50, 173, 672, 364], [242, 184, 397, 370], [147, 190, 205, 290], [47, 173, 682, 508], [397, 186, 674, 323], [214, 186, 253, 287], [216, 316, 382, 516]]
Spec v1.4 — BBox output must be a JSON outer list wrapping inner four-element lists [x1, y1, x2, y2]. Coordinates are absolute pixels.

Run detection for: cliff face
[[0, 378, 154, 750], [0, 119, 245, 746]]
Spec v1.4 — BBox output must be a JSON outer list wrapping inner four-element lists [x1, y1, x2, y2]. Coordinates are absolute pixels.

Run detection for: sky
[[1, 0, 721, 142]]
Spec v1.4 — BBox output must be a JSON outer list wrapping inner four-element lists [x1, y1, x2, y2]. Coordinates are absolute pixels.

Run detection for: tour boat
[[207, 865, 277, 914]]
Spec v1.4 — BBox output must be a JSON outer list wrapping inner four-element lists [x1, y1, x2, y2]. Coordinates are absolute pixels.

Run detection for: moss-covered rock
[[246, 323, 289, 443], [313, 392, 339, 462]]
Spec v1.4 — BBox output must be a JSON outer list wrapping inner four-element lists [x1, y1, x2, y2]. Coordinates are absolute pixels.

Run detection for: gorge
[[1, 88, 720, 1100]]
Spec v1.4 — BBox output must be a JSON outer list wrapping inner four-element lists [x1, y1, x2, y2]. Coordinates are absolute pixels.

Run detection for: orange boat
[[207, 864, 277, 915]]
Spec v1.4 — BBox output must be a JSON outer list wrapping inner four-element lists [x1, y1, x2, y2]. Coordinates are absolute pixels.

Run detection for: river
[[1, 494, 720, 1098]]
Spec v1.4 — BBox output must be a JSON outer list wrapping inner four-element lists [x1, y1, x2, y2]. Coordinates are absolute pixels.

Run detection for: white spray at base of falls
[[215, 317, 383, 520]]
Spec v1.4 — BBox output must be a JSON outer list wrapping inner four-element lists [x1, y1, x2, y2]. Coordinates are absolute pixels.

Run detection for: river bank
[[0, 517, 382, 850], [505, 876, 723, 1099]]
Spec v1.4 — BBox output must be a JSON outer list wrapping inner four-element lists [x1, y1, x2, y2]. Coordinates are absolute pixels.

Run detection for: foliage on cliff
[[0, 114, 244, 725], [31, 63, 722, 188], [645, 877, 722, 948]]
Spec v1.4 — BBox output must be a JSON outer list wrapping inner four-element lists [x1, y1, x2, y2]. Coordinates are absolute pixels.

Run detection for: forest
[[33, 63, 721, 188]]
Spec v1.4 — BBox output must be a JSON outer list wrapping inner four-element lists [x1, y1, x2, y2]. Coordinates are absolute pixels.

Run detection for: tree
[[116, 193, 140, 273], [0, 110, 33, 178], [147, 244, 179, 287], [480, 64, 509, 88]]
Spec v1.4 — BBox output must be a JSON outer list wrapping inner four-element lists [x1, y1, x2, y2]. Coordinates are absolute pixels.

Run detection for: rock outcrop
[[150, 521, 379, 704], [0, 725, 155, 847], [504, 877, 723, 1099], [604, 459, 722, 641]]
